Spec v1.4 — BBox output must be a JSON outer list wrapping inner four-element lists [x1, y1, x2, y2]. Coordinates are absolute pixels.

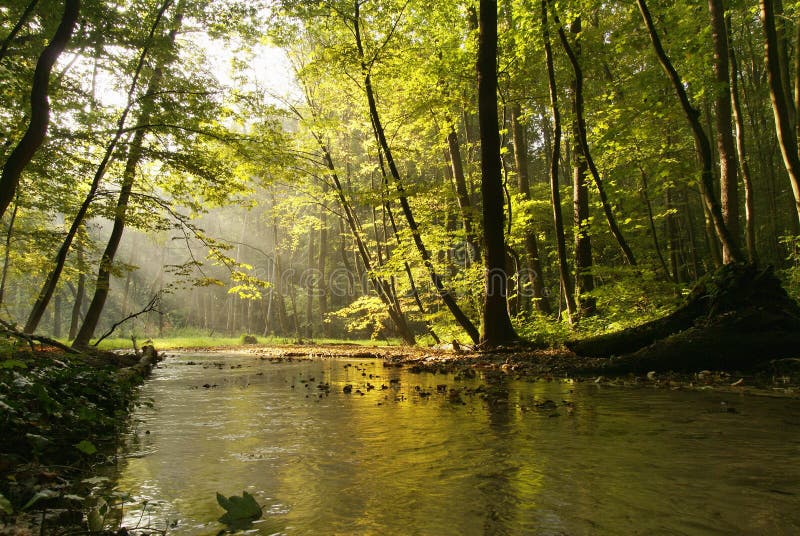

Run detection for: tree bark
[[353, 1, 480, 345], [636, 0, 744, 263], [760, 0, 800, 224], [23, 0, 173, 334], [727, 15, 757, 264], [447, 127, 481, 263], [0, 0, 40, 64], [510, 104, 552, 315], [72, 11, 180, 348], [708, 0, 741, 263], [0, 196, 18, 307], [542, 0, 577, 322], [554, 9, 637, 267], [477, 0, 518, 346], [0, 0, 79, 220]]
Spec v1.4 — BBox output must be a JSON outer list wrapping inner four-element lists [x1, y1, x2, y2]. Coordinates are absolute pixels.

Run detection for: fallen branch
[[0, 318, 80, 354], [92, 294, 162, 347]]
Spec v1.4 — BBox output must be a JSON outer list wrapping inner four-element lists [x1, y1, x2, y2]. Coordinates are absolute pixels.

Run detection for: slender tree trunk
[[760, 0, 800, 224], [637, 0, 743, 262], [554, 9, 637, 267], [564, 17, 596, 317], [0, 0, 79, 220], [477, 0, 518, 345], [640, 168, 672, 281], [53, 292, 62, 338], [510, 104, 552, 315], [727, 15, 758, 264], [542, 0, 576, 322], [353, 2, 480, 345], [72, 11, 180, 348], [306, 227, 315, 339], [0, 0, 40, 63], [318, 196, 329, 337], [708, 0, 741, 263], [67, 235, 85, 340], [0, 197, 19, 307], [23, 0, 173, 333], [447, 127, 481, 263]]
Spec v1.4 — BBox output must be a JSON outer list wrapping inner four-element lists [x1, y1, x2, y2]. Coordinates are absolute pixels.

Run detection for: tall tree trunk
[[554, 9, 637, 267], [447, 127, 481, 263], [542, 0, 577, 322], [637, 0, 744, 263], [0, 0, 79, 220], [727, 15, 757, 264], [760, 0, 800, 224], [353, 1, 480, 345], [67, 233, 85, 340], [52, 292, 62, 338], [0, 196, 19, 307], [318, 195, 329, 337], [565, 16, 596, 317], [0, 0, 40, 63], [23, 0, 173, 334], [510, 104, 552, 315], [478, 0, 518, 345], [306, 227, 315, 339], [72, 12, 180, 348], [708, 0, 741, 263]]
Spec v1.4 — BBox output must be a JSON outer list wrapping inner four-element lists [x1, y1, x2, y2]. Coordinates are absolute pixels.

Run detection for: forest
[[3, 0, 800, 531], [2, 0, 800, 352]]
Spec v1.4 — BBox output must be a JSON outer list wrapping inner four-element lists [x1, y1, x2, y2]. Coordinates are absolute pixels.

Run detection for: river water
[[110, 351, 800, 535]]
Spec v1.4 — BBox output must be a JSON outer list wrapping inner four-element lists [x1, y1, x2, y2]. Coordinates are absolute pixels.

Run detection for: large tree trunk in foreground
[[569, 264, 800, 372], [0, 0, 79, 220], [478, 0, 518, 346]]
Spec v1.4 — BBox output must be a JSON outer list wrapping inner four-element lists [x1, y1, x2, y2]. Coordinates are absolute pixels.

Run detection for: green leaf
[[74, 440, 98, 455], [0, 492, 12, 515], [217, 490, 262, 529], [0, 359, 27, 369]]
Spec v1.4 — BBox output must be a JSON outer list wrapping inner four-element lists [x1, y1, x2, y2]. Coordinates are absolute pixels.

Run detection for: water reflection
[[113, 352, 800, 535]]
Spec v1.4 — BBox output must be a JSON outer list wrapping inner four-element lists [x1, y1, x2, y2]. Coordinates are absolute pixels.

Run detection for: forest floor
[[184, 341, 800, 399]]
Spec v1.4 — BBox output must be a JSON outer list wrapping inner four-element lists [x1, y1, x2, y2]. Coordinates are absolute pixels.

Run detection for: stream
[[109, 351, 800, 534]]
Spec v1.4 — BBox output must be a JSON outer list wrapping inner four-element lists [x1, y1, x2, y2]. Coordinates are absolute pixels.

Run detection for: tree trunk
[[447, 127, 481, 263], [708, 0, 741, 263], [554, 9, 637, 267], [637, 0, 743, 263], [542, 0, 577, 322], [67, 233, 85, 340], [353, 1, 480, 345], [727, 15, 757, 264], [306, 226, 315, 339], [23, 0, 173, 334], [565, 17, 596, 317], [477, 0, 518, 346], [318, 195, 329, 337], [0, 0, 79, 220], [760, 0, 800, 224], [510, 104, 552, 315], [0, 0, 40, 63], [0, 197, 19, 307], [72, 12, 180, 348]]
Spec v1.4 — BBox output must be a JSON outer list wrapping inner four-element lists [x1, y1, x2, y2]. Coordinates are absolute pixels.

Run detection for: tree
[[0, 0, 79, 220], [478, 0, 517, 346]]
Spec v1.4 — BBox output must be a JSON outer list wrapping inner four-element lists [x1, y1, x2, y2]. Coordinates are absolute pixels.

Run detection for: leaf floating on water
[[217, 490, 263, 530], [74, 439, 98, 455]]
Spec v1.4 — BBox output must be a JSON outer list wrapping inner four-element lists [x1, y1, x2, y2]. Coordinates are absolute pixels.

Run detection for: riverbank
[[191, 342, 800, 399], [0, 344, 159, 533]]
